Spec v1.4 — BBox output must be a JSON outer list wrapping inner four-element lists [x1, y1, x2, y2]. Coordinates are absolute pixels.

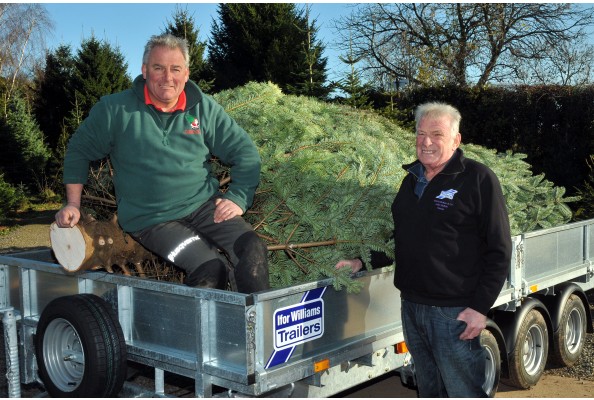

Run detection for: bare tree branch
[[333, 3, 594, 88]]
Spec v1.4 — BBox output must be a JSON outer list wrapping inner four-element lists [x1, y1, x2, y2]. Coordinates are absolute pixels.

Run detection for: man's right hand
[[335, 259, 363, 273], [55, 205, 81, 228]]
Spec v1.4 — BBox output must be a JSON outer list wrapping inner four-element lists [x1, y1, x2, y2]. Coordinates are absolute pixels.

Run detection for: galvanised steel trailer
[[0, 218, 593, 397]]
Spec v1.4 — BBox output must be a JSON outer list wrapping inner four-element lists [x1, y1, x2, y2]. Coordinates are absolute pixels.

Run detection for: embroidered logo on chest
[[434, 189, 458, 211], [184, 114, 201, 134]]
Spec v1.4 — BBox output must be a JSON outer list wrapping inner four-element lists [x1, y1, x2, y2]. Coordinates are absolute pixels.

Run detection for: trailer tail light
[[529, 284, 538, 293], [395, 341, 408, 354], [314, 358, 330, 373]]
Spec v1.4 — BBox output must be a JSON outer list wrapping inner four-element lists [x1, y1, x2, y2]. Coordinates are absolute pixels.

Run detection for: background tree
[[285, 5, 331, 100], [336, 34, 372, 109], [0, 3, 53, 107], [335, 3, 594, 88], [33, 45, 75, 151], [69, 36, 131, 123], [0, 93, 51, 189], [517, 36, 594, 86], [208, 3, 328, 94], [163, 5, 214, 92]]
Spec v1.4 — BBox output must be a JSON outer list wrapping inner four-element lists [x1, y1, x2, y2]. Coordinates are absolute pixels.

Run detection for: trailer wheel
[[35, 294, 127, 397], [549, 294, 587, 367], [506, 309, 548, 389], [481, 330, 501, 397]]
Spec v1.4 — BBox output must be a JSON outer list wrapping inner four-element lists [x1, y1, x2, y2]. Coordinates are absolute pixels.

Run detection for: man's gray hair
[[414, 102, 461, 138], [142, 33, 190, 68]]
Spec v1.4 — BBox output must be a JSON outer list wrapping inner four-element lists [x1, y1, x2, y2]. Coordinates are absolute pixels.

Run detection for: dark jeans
[[131, 198, 269, 293], [401, 300, 488, 398]]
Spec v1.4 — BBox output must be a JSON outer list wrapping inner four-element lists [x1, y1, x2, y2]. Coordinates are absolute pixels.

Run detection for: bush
[[573, 155, 594, 221], [0, 174, 26, 218]]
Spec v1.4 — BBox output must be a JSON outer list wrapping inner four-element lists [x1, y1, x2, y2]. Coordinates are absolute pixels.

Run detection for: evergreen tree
[[337, 36, 372, 109], [163, 5, 214, 92], [78, 80, 578, 291], [208, 3, 328, 94], [70, 36, 132, 123], [212, 82, 575, 290], [285, 5, 331, 100], [33, 45, 75, 151], [574, 155, 594, 221], [0, 92, 51, 189]]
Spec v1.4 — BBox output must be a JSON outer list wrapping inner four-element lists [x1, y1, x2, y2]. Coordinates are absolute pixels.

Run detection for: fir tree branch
[[345, 155, 384, 221], [284, 141, 354, 157], [253, 200, 286, 230], [267, 239, 359, 251], [286, 249, 308, 273], [224, 91, 277, 112], [286, 221, 302, 242]]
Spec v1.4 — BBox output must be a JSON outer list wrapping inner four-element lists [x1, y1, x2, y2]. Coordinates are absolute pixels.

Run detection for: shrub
[[573, 155, 594, 221], [0, 174, 26, 218]]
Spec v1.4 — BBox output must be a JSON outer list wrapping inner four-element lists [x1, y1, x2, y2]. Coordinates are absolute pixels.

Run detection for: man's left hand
[[457, 307, 487, 340], [214, 198, 243, 223]]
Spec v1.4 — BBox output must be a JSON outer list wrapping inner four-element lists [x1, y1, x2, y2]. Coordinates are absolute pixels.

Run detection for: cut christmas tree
[[71, 82, 578, 292], [214, 82, 577, 291]]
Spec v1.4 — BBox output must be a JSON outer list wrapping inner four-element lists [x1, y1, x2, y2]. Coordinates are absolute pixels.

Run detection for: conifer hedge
[[390, 84, 594, 197]]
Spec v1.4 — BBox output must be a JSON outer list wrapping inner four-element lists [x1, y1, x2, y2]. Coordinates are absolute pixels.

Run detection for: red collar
[[144, 84, 186, 112]]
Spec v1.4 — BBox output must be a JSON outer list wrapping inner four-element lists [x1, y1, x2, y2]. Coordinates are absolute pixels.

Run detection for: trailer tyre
[[505, 309, 548, 389], [35, 294, 127, 397], [549, 294, 587, 368], [481, 330, 501, 398]]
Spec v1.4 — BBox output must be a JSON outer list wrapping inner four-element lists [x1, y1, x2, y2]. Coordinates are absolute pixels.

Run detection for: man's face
[[141, 45, 189, 110], [416, 115, 461, 172]]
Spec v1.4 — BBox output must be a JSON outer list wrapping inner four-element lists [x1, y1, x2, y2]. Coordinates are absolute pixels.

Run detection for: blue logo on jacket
[[436, 189, 458, 200], [434, 189, 458, 211]]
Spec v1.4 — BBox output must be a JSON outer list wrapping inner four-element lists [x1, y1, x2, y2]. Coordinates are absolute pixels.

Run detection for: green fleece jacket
[[63, 75, 261, 232]]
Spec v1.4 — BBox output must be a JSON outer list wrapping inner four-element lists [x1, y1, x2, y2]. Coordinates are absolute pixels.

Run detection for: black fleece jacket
[[392, 149, 512, 315]]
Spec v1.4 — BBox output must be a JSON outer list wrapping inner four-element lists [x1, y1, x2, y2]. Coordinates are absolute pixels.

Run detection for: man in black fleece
[[336, 102, 511, 397]]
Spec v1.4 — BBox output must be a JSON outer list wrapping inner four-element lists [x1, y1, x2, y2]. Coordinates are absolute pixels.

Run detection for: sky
[[42, 2, 357, 82]]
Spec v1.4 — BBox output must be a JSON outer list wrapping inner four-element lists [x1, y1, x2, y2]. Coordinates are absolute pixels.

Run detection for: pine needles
[[82, 82, 578, 293], [213, 82, 577, 292]]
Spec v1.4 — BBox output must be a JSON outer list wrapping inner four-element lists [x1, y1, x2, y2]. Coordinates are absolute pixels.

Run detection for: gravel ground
[[543, 289, 594, 381]]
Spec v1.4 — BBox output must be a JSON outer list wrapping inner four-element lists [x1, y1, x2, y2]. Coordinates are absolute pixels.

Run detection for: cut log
[[50, 222, 95, 272], [50, 213, 154, 275], [50, 222, 111, 272]]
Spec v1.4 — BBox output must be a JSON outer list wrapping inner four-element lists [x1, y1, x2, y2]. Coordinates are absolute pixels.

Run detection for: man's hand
[[214, 198, 243, 223], [457, 307, 487, 340], [335, 259, 363, 273], [56, 183, 83, 228], [55, 205, 81, 228]]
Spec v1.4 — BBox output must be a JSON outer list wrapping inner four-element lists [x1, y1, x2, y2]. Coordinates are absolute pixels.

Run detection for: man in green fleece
[[55, 34, 269, 293]]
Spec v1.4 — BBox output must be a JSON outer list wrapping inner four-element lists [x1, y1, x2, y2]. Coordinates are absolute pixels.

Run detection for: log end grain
[[49, 222, 87, 272]]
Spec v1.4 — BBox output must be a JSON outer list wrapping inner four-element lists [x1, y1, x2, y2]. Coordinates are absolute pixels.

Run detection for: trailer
[[0, 218, 593, 397]]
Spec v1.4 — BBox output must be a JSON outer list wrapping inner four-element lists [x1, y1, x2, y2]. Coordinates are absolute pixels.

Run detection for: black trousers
[[131, 198, 269, 293]]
